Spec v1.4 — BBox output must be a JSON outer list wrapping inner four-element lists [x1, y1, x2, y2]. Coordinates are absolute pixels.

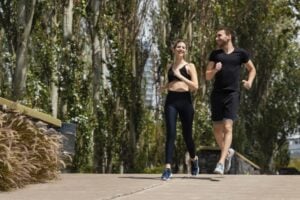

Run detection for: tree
[[14, 0, 37, 100]]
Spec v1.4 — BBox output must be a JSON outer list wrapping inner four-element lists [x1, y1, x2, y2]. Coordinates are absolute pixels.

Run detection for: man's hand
[[242, 80, 252, 90], [215, 62, 222, 71]]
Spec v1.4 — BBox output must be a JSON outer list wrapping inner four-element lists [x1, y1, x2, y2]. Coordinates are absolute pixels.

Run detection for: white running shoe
[[214, 163, 224, 175], [225, 148, 235, 173]]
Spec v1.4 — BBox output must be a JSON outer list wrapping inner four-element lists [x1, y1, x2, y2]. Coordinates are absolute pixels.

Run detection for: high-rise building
[[143, 46, 159, 108], [288, 127, 300, 158]]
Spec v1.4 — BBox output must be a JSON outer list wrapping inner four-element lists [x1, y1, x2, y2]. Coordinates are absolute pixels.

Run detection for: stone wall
[[198, 148, 260, 174]]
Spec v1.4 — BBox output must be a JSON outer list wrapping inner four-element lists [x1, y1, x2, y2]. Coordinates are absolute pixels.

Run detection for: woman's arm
[[173, 63, 199, 91], [159, 64, 171, 93]]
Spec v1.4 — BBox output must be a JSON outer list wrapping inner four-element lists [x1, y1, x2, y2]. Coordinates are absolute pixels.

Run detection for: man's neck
[[222, 43, 235, 54]]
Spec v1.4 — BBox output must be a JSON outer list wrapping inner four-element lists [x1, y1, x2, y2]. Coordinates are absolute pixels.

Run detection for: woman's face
[[173, 42, 186, 58]]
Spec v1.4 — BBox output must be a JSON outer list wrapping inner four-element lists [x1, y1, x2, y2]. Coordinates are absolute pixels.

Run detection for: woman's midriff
[[168, 81, 189, 92]]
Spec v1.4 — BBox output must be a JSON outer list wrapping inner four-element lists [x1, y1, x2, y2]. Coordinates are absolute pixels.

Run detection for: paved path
[[1, 174, 300, 200]]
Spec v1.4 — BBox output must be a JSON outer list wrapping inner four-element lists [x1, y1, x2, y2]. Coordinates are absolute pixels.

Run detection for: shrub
[[0, 110, 64, 191], [289, 158, 300, 171]]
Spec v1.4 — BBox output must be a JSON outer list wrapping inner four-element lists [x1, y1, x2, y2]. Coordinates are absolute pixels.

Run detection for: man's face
[[216, 30, 231, 47]]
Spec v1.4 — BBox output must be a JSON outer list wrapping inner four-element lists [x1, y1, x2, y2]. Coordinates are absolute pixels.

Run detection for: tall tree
[[0, 0, 36, 100], [13, 0, 37, 100], [86, 0, 106, 173]]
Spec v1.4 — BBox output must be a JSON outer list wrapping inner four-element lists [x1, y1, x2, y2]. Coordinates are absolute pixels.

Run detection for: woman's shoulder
[[185, 63, 196, 74], [186, 62, 196, 70]]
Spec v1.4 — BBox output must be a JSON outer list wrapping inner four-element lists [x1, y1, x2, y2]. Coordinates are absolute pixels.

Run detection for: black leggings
[[164, 91, 196, 164]]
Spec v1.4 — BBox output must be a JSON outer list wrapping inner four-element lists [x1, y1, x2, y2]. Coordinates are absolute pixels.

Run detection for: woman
[[161, 40, 199, 181]]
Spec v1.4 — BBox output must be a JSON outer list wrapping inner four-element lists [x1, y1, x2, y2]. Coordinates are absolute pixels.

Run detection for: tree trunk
[[128, 43, 137, 168], [92, 34, 102, 107], [51, 5, 59, 118], [87, 0, 105, 172], [58, 0, 74, 119], [88, 0, 102, 120], [12, 0, 36, 101], [198, 0, 214, 98], [63, 0, 73, 40]]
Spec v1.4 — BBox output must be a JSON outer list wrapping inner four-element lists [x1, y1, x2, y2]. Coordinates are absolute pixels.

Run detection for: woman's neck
[[173, 57, 185, 67]]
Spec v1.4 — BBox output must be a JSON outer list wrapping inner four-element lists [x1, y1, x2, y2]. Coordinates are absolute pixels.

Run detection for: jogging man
[[206, 27, 256, 174]]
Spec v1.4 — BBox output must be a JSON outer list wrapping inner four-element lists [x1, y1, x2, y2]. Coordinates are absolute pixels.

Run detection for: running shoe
[[161, 168, 172, 181], [214, 163, 224, 175], [225, 148, 235, 173], [191, 156, 200, 176]]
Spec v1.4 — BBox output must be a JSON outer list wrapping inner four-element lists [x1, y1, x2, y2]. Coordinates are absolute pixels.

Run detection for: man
[[206, 27, 256, 174]]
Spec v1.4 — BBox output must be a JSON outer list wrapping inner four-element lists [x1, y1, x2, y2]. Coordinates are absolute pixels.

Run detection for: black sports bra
[[168, 64, 191, 83]]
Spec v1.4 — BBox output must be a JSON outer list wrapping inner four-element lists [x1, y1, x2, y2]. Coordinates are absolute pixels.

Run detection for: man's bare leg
[[213, 122, 225, 150], [213, 119, 233, 174], [218, 119, 233, 165]]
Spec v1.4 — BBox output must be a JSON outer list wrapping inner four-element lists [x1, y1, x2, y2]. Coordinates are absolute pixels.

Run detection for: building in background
[[143, 46, 159, 108], [288, 127, 300, 159]]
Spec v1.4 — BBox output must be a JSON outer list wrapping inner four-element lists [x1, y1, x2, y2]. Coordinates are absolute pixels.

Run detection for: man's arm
[[206, 61, 221, 80], [242, 60, 256, 90]]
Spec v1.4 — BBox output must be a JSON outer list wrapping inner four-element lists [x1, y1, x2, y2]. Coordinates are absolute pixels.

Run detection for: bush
[[289, 158, 300, 171], [0, 110, 64, 191]]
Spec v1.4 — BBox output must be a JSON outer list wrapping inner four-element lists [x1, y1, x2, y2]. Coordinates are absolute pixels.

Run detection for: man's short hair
[[217, 26, 236, 44]]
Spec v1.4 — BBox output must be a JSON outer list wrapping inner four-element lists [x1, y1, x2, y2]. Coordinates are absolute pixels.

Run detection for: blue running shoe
[[161, 168, 172, 181], [191, 156, 199, 176]]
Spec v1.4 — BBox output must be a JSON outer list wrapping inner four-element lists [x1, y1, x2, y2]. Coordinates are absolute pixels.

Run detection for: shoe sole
[[213, 170, 224, 175], [161, 174, 172, 181]]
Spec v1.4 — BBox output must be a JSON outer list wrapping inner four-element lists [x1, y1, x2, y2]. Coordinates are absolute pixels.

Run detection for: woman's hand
[[173, 68, 182, 79], [159, 84, 168, 93]]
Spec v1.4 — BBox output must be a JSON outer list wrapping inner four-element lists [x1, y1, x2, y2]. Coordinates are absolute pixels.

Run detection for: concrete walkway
[[0, 174, 299, 200]]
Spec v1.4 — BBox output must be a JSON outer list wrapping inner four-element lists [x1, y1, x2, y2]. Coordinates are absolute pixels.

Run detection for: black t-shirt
[[209, 48, 250, 92]]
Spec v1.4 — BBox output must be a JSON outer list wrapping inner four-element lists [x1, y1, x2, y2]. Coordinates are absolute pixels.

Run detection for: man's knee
[[223, 120, 233, 134], [213, 123, 223, 134]]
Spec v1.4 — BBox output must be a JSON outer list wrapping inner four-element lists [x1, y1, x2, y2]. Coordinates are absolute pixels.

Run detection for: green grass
[[143, 166, 164, 174]]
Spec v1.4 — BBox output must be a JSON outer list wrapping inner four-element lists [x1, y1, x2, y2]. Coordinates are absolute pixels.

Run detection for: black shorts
[[210, 91, 240, 122]]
